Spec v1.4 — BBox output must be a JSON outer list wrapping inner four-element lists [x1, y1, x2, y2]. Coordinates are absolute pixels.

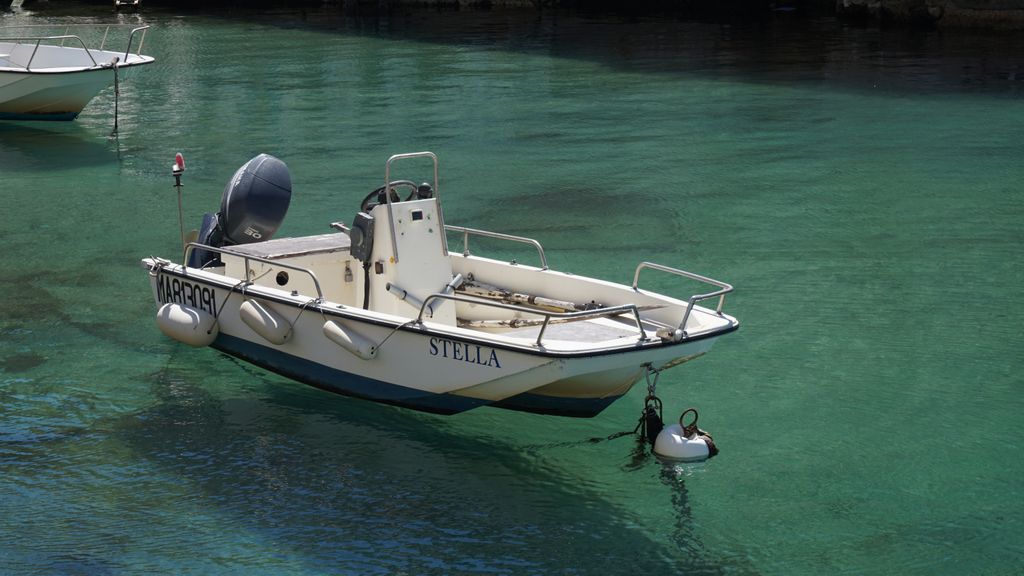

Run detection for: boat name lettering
[[157, 274, 219, 317], [429, 337, 501, 368]]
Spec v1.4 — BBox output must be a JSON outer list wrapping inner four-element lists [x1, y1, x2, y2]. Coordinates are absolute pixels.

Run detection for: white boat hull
[[145, 263, 734, 416], [0, 43, 154, 120]]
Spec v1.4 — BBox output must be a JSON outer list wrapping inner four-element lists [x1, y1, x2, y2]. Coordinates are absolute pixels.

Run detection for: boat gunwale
[[0, 24, 152, 71], [0, 59, 154, 74], [145, 259, 740, 360]]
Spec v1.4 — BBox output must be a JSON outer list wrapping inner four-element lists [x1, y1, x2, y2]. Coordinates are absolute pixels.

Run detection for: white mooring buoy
[[653, 408, 718, 462]]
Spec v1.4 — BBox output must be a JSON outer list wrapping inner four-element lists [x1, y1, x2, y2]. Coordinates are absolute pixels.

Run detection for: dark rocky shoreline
[[14, 0, 1024, 28]]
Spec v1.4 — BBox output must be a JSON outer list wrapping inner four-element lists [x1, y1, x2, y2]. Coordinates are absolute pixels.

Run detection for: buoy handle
[[679, 408, 699, 437]]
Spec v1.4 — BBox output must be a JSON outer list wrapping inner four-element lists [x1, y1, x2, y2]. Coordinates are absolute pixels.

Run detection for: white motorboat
[[0, 25, 153, 121], [142, 152, 739, 417]]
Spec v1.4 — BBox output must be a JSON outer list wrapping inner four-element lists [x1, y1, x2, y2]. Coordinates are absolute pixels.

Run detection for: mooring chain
[[636, 363, 665, 445], [601, 363, 666, 443], [110, 57, 120, 137], [644, 362, 661, 399]]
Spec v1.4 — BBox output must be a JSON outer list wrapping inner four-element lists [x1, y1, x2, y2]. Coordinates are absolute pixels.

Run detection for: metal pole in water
[[172, 153, 186, 250]]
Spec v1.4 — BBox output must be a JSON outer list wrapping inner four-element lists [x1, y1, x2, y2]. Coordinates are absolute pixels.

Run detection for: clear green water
[[1, 4, 1022, 574]]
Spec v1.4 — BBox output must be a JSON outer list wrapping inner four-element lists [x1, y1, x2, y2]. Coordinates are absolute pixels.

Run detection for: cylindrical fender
[[323, 320, 378, 360], [239, 299, 292, 345], [156, 302, 218, 347]]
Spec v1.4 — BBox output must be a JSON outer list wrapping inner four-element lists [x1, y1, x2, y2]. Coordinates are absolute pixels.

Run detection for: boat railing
[[417, 292, 646, 348], [182, 243, 327, 302], [632, 262, 732, 334], [445, 225, 549, 270], [122, 26, 149, 61], [1, 34, 96, 70], [0, 25, 149, 70]]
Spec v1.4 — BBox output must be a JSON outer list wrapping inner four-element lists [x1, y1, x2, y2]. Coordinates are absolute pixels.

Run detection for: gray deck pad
[[227, 233, 351, 259]]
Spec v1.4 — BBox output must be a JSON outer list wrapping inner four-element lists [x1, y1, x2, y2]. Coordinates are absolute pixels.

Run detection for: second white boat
[[0, 25, 153, 121]]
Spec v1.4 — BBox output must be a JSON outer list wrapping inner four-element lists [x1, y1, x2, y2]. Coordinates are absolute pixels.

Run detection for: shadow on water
[[0, 123, 117, 171], [301, 10, 1021, 96], [0, 352, 47, 373], [86, 354, 733, 574], [0, 268, 145, 351]]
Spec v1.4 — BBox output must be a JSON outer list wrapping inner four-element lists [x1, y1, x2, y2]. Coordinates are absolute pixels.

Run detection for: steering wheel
[[360, 180, 420, 212]]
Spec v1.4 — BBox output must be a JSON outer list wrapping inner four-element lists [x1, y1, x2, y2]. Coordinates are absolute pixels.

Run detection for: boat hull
[[213, 332, 490, 415], [145, 264, 735, 417], [0, 69, 112, 120], [0, 45, 153, 120]]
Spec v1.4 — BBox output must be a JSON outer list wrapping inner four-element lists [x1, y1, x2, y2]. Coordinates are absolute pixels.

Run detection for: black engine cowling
[[188, 154, 291, 268]]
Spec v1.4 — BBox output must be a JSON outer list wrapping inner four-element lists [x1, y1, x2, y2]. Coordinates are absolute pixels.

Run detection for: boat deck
[[227, 233, 351, 259], [499, 316, 652, 343]]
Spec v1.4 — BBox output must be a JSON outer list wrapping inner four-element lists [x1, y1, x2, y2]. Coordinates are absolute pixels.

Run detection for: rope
[[281, 298, 320, 341], [289, 298, 320, 325], [245, 267, 273, 283], [373, 320, 418, 353], [207, 278, 247, 335], [146, 257, 168, 277]]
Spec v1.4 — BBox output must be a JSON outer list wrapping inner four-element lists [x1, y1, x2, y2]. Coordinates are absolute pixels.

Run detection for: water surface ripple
[[0, 4, 1021, 575]]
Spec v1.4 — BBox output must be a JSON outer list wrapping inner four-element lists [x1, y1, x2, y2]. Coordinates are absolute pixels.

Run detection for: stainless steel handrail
[[0, 23, 145, 30], [632, 261, 732, 334], [416, 292, 646, 348], [383, 151, 442, 262], [445, 225, 549, 270], [182, 243, 326, 302], [124, 26, 149, 60], [0, 35, 98, 71], [0, 25, 150, 70]]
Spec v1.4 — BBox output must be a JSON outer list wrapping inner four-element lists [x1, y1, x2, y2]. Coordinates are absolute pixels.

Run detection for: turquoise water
[[2, 4, 1023, 574]]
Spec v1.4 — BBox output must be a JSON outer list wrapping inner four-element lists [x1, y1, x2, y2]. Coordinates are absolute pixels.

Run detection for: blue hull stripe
[[212, 333, 488, 415], [0, 111, 79, 121]]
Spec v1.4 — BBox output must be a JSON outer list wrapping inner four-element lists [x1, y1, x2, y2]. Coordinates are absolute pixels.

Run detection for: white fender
[[239, 299, 292, 345], [323, 320, 378, 360], [156, 302, 218, 347], [653, 423, 711, 462]]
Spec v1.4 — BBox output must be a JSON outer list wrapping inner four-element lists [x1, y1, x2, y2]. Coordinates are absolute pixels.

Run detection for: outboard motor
[[188, 154, 292, 268]]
